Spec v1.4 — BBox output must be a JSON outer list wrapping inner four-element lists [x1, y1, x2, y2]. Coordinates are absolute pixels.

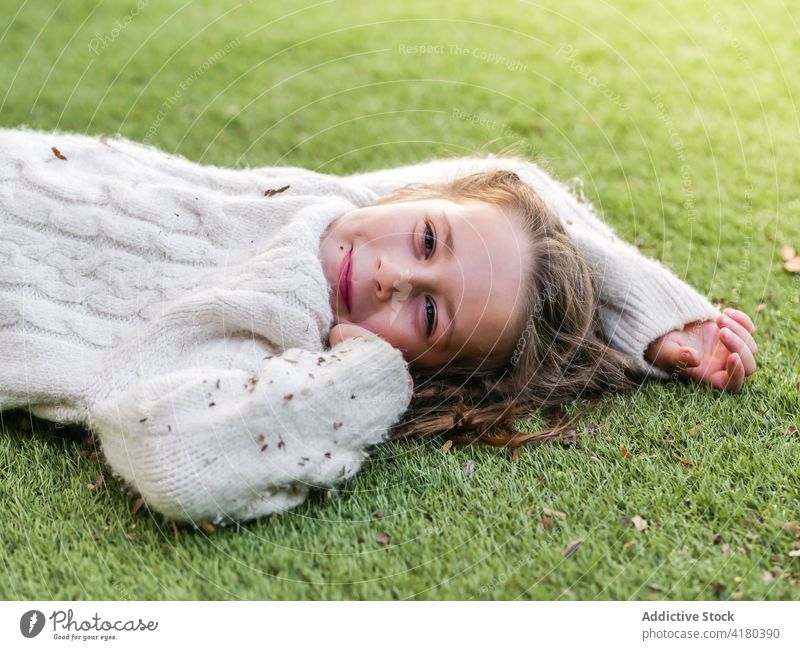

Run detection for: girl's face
[[319, 197, 531, 369]]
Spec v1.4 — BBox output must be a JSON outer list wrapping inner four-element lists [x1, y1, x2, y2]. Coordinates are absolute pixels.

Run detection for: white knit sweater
[[0, 128, 720, 525]]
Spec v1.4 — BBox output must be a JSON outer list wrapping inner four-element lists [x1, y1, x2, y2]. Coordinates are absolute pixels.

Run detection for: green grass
[[1, 0, 798, 600]]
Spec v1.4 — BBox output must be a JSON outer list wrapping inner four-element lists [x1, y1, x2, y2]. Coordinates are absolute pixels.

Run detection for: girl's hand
[[644, 308, 757, 394], [328, 322, 414, 395]]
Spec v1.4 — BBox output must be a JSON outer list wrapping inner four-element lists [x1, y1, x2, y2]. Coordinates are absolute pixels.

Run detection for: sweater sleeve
[[346, 156, 721, 379], [88, 335, 412, 526]]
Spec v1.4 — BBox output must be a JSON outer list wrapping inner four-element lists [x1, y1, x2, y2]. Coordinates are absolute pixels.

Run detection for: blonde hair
[[379, 167, 647, 448]]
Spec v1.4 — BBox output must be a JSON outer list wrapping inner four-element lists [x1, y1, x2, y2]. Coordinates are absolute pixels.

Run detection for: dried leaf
[[464, 459, 475, 478], [51, 146, 67, 160], [375, 531, 390, 546], [784, 256, 800, 273], [199, 520, 215, 534], [440, 439, 453, 454], [563, 538, 584, 558], [560, 427, 577, 447], [631, 515, 648, 532], [371, 511, 384, 520], [541, 516, 554, 529], [781, 244, 796, 262], [761, 571, 774, 583], [786, 425, 797, 435], [619, 445, 632, 460], [511, 447, 520, 464], [131, 497, 144, 515], [755, 303, 767, 313], [542, 507, 567, 521], [711, 533, 722, 544], [788, 549, 800, 558], [731, 590, 744, 600]]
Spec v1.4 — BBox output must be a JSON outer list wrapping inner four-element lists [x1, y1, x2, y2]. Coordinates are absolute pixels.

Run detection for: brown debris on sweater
[[263, 184, 290, 197]]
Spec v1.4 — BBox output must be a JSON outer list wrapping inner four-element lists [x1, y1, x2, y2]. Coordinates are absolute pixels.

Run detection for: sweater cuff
[[597, 264, 722, 380]]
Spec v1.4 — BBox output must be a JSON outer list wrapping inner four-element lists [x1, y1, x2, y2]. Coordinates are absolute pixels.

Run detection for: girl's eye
[[423, 220, 436, 259], [425, 296, 436, 337]]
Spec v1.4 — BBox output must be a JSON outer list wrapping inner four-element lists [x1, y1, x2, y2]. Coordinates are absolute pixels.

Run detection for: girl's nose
[[374, 256, 415, 302]]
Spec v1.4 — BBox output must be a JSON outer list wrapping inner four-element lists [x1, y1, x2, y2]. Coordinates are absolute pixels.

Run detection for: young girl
[[0, 128, 757, 526]]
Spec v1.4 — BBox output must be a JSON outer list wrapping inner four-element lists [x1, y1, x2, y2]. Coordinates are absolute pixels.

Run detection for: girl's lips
[[337, 246, 353, 311]]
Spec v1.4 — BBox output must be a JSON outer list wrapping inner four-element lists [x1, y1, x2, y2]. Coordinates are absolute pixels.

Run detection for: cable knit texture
[[0, 128, 720, 525], [0, 127, 411, 525]]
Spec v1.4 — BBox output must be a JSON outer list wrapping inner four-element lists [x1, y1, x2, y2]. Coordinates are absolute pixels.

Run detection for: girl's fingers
[[717, 313, 758, 355], [723, 308, 755, 334], [709, 354, 743, 393], [725, 353, 745, 393], [649, 338, 698, 371], [720, 327, 757, 375]]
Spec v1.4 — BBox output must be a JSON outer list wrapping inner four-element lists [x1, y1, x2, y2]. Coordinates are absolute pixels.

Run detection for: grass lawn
[[1, 0, 798, 600]]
